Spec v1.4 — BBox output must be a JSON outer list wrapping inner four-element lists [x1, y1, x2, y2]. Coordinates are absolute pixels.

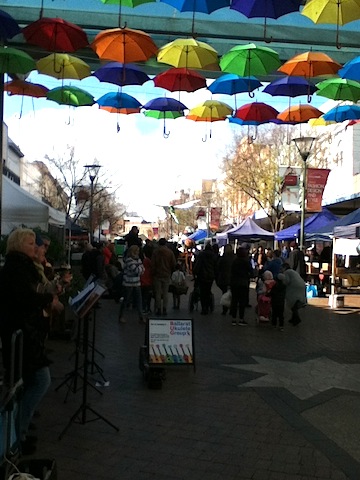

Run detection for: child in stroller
[[256, 270, 275, 323]]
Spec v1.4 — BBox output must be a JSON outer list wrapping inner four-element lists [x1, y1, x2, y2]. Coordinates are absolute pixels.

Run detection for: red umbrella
[[23, 17, 89, 53], [153, 67, 206, 92], [233, 102, 279, 123]]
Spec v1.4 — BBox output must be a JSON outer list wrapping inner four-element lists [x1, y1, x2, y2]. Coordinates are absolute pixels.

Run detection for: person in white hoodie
[[119, 245, 145, 324], [277, 263, 307, 326]]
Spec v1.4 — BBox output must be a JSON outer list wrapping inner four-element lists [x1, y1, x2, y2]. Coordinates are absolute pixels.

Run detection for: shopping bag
[[220, 289, 232, 308]]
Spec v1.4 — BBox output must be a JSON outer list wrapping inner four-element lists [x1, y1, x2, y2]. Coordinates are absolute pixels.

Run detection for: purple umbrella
[[93, 62, 150, 87], [263, 76, 317, 102], [231, 0, 302, 42], [143, 97, 187, 112], [143, 97, 187, 137]]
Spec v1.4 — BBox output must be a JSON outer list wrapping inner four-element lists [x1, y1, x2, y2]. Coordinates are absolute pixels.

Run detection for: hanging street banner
[[306, 168, 331, 212], [210, 207, 222, 230]]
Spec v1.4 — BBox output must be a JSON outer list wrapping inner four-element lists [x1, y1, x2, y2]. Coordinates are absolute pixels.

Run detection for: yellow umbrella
[[157, 38, 219, 70], [308, 117, 335, 126], [186, 99, 233, 140], [36, 53, 91, 80], [301, 0, 360, 48]]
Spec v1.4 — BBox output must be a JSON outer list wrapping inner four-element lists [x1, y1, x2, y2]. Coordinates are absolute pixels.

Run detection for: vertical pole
[[0, 72, 4, 238], [207, 197, 210, 238], [300, 156, 308, 251], [89, 177, 94, 244]]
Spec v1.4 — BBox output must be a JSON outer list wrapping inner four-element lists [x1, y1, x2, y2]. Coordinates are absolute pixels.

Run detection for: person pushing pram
[[256, 270, 275, 323]]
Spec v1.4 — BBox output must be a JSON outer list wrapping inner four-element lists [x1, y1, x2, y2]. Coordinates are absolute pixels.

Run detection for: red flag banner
[[306, 168, 331, 212], [210, 207, 221, 230]]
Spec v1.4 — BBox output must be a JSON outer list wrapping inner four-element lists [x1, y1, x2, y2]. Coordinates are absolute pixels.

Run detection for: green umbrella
[[219, 43, 281, 77], [0, 45, 36, 74], [144, 109, 184, 138], [47, 85, 95, 107], [315, 77, 360, 102]]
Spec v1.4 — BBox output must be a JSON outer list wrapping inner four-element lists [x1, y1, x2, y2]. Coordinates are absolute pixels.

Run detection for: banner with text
[[306, 168, 331, 212]]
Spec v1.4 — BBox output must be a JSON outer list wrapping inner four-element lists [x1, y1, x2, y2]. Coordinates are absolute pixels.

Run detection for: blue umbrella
[[339, 56, 360, 82], [143, 97, 187, 137], [231, 0, 302, 42], [263, 76, 317, 102], [159, 0, 230, 34], [0, 9, 21, 41], [93, 62, 150, 87], [323, 105, 360, 122], [159, 0, 229, 14], [96, 91, 142, 109], [143, 97, 187, 112], [208, 74, 262, 106]]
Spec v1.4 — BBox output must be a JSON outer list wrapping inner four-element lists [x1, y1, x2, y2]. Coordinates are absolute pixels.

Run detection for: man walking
[[151, 238, 176, 316]]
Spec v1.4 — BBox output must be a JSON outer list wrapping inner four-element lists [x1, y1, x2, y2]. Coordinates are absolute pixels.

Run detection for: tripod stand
[[59, 309, 119, 439], [55, 312, 102, 403]]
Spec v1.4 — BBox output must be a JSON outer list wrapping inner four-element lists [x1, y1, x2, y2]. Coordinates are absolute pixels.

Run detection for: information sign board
[[147, 318, 195, 369]]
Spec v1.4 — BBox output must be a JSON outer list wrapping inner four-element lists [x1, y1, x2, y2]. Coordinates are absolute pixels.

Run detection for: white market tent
[[2, 176, 66, 234]]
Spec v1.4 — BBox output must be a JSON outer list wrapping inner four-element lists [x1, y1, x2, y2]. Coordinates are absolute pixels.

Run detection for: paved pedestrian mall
[[5, 284, 360, 480]]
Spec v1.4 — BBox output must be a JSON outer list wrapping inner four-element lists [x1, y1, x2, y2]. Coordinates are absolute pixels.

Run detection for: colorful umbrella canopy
[[96, 91, 142, 109], [339, 55, 360, 81], [100, 105, 141, 114], [36, 53, 91, 80], [143, 97, 187, 112], [47, 86, 95, 107], [233, 102, 279, 123], [157, 38, 219, 70], [230, 0, 302, 42], [23, 17, 89, 53], [0, 46, 36, 75], [0, 8, 21, 41], [301, 0, 360, 48], [91, 27, 158, 63], [263, 76, 316, 99], [4, 79, 49, 97], [144, 108, 184, 137], [93, 62, 150, 86], [278, 51, 342, 78], [219, 43, 281, 77], [153, 67, 206, 92], [277, 104, 323, 123], [323, 104, 360, 122], [315, 77, 360, 102]]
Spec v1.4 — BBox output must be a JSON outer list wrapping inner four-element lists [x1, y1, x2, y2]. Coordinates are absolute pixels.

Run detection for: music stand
[[58, 284, 119, 439]]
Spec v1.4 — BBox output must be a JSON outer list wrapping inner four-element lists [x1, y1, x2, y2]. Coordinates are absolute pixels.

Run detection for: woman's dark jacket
[[0, 251, 53, 379], [230, 257, 253, 288], [193, 248, 216, 283]]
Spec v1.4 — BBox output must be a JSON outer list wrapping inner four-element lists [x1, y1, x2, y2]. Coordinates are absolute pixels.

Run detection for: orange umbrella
[[278, 51, 342, 78], [277, 104, 323, 123], [91, 27, 158, 63], [4, 79, 49, 118], [4, 79, 49, 97]]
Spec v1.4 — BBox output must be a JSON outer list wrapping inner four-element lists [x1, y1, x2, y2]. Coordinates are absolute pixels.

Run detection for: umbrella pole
[[263, 16, 272, 44], [163, 115, 170, 138]]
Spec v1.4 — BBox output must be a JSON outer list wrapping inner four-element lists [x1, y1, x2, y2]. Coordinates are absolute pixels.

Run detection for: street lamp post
[[291, 137, 316, 251], [84, 164, 101, 244]]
